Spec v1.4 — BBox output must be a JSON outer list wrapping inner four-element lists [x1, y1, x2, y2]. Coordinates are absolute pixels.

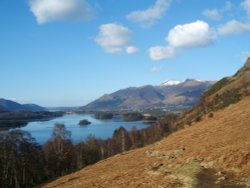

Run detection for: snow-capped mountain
[[161, 79, 206, 86], [81, 79, 215, 111]]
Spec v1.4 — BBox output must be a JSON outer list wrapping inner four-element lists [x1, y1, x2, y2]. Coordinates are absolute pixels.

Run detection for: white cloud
[[149, 46, 176, 61], [95, 23, 137, 54], [148, 20, 215, 61], [241, 0, 250, 17], [150, 67, 163, 73], [29, 0, 93, 24], [126, 46, 139, 54], [203, 9, 221, 20], [218, 20, 250, 35], [126, 0, 172, 27], [202, 1, 233, 20], [167, 20, 215, 48]]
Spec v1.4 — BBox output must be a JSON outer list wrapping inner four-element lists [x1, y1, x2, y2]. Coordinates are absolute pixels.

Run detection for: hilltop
[[0, 98, 46, 112], [42, 58, 250, 188]]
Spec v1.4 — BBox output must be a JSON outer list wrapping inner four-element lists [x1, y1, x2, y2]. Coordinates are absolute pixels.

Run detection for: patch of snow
[[185, 78, 205, 82], [193, 79, 204, 82], [161, 80, 183, 86]]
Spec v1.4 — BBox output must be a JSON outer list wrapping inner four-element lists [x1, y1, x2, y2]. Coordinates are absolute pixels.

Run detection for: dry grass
[[41, 97, 250, 188]]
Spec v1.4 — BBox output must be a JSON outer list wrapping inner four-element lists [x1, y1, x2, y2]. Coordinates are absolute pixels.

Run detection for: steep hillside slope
[[42, 96, 250, 188], [81, 79, 214, 111], [179, 58, 250, 125]]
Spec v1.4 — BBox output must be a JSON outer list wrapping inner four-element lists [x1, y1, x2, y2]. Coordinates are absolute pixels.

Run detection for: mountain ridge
[[81, 79, 215, 111]]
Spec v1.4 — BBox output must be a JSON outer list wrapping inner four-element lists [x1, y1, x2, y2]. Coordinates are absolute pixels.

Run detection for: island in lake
[[79, 119, 91, 126]]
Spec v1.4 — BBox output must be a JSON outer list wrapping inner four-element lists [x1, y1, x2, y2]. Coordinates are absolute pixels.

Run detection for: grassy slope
[[41, 96, 250, 188], [177, 58, 250, 127]]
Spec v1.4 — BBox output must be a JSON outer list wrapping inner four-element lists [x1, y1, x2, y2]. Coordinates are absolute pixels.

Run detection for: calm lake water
[[15, 114, 150, 145]]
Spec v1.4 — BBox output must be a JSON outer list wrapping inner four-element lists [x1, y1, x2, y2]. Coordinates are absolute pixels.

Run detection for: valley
[[42, 96, 250, 188], [1, 0, 250, 187], [40, 58, 250, 188]]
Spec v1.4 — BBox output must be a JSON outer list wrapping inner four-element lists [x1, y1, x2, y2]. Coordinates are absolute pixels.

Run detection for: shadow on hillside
[[197, 168, 247, 188]]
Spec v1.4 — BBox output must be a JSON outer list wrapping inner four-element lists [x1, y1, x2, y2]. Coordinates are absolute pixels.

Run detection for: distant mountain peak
[[160, 79, 206, 87], [161, 80, 183, 86]]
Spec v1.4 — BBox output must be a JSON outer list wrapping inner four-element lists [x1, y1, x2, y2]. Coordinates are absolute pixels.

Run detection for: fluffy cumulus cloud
[[95, 23, 137, 54], [167, 20, 215, 48], [241, 0, 250, 17], [203, 9, 221, 20], [149, 20, 215, 61], [29, 0, 93, 24], [149, 46, 176, 61], [126, 0, 172, 27], [218, 20, 250, 35]]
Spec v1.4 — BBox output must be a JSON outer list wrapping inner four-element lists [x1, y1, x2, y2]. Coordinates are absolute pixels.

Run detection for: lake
[[15, 114, 150, 145]]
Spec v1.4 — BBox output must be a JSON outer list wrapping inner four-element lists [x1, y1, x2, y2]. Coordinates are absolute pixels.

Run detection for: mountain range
[[0, 98, 46, 112], [81, 79, 215, 111]]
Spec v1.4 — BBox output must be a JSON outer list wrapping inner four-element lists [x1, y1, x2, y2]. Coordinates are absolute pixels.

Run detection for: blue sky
[[0, 0, 250, 106]]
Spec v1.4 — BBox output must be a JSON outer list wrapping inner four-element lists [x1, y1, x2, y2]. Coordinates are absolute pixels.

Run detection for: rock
[[145, 149, 159, 157]]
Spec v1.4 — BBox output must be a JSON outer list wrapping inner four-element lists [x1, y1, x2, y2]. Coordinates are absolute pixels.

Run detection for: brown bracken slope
[[41, 59, 250, 188], [42, 97, 250, 188]]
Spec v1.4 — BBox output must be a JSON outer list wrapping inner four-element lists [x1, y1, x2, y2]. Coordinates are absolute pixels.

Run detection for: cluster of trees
[[122, 112, 144, 121], [94, 112, 113, 120], [0, 113, 178, 188]]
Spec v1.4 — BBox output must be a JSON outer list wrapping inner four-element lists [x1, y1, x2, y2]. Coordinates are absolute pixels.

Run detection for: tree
[[85, 135, 102, 164], [129, 126, 143, 148], [105, 138, 118, 157], [75, 136, 103, 170], [112, 127, 131, 153], [75, 142, 87, 170], [43, 124, 76, 177], [0, 130, 45, 188]]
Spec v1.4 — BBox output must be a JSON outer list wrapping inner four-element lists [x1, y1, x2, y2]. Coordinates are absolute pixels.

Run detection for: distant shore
[[0, 111, 64, 130]]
